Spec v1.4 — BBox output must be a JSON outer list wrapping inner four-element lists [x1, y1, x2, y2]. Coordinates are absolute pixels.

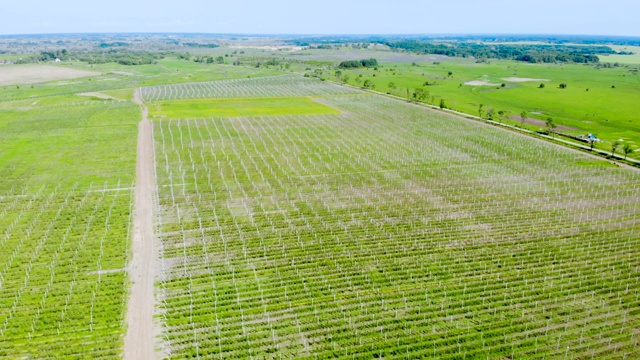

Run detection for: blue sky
[[2, 0, 639, 36]]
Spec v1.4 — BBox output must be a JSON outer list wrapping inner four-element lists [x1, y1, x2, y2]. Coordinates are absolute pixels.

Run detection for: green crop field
[[0, 93, 138, 357], [150, 77, 640, 359], [151, 97, 339, 118], [336, 59, 640, 158]]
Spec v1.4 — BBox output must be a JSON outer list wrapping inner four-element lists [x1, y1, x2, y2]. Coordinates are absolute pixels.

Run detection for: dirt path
[[124, 89, 158, 359]]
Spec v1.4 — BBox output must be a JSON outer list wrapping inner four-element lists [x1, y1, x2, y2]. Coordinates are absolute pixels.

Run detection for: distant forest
[[384, 42, 607, 64], [12, 49, 165, 65]]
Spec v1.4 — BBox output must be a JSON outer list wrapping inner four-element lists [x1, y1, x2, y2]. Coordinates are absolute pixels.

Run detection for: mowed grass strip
[[150, 96, 340, 118]]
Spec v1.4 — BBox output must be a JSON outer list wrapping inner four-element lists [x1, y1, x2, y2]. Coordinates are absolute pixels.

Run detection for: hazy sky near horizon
[[2, 0, 639, 36]]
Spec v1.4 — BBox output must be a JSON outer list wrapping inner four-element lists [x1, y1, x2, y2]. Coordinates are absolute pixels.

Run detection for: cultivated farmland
[[150, 78, 640, 358], [0, 96, 138, 358], [141, 75, 359, 102]]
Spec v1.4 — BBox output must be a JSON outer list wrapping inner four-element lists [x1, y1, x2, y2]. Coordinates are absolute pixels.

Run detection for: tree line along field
[[150, 78, 640, 358], [332, 59, 640, 159]]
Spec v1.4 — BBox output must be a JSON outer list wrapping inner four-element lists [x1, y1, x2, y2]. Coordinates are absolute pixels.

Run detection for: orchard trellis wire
[[150, 78, 640, 359]]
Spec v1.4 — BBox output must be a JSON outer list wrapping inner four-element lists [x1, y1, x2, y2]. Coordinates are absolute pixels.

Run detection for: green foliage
[[338, 58, 379, 68], [622, 143, 633, 159], [182, 42, 219, 48], [78, 50, 165, 65], [611, 140, 621, 156]]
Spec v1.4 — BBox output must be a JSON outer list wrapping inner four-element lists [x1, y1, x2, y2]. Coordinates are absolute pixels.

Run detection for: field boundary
[[330, 79, 640, 169]]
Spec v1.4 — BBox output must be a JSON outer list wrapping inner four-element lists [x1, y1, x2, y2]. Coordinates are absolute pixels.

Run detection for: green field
[[337, 59, 640, 157], [601, 46, 640, 64], [151, 97, 339, 118], [0, 94, 138, 357], [0, 48, 639, 359], [151, 77, 640, 359]]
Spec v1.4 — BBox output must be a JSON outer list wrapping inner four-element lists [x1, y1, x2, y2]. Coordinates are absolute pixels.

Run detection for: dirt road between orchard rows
[[124, 89, 159, 359]]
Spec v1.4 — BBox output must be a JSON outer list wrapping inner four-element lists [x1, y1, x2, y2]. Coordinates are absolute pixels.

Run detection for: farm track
[[124, 89, 158, 359]]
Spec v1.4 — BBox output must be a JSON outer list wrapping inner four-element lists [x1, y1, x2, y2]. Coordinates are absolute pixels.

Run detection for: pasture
[[150, 77, 640, 359], [601, 45, 640, 65]]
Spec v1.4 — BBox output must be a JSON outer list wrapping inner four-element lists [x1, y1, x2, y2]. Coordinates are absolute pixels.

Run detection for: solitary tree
[[611, 141, 621, 157], [486, 108, 495, 120], [497, 110, 510, 123], [412, 88, 428, 102], [559, 83, 567, 89], [388, 82, 396, 91], [545, 117, 557, 137], [478, 103, 484, 118], [623, 143, 633, 160], [539, 83, 545, 88], [520, 111, 528, 127], [439, 99, 446, 109]]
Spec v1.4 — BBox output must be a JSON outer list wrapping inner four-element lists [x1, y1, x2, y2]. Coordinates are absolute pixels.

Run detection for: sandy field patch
[[0, 65, 98, 85], [502, 77, 550, 82], [464, 80, 501, 86]]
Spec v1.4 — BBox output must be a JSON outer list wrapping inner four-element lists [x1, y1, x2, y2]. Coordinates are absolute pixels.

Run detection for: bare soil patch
[[511, 116, 576, 131], [464, 80, 501, 86], [0, 65, 98, 85], [502, 77, 550, 82]]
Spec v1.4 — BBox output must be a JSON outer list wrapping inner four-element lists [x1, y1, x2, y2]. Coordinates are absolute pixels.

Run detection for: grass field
[[0, 94, 138, 357], [337, 59, 640, 158], [601, 46, 640, 64], [150, 78, 640, 359], [151, 97, 340, 118]]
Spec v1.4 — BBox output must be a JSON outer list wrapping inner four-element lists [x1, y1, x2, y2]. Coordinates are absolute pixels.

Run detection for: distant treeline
[[183, 43, 219, 48], [285, 34, 640, 47], [384, 41, 608, 64], [77, 50, 165, 65], [8, 48, 166, 65], [339, 59, 379, 68], [99, 42, 129, 48]]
